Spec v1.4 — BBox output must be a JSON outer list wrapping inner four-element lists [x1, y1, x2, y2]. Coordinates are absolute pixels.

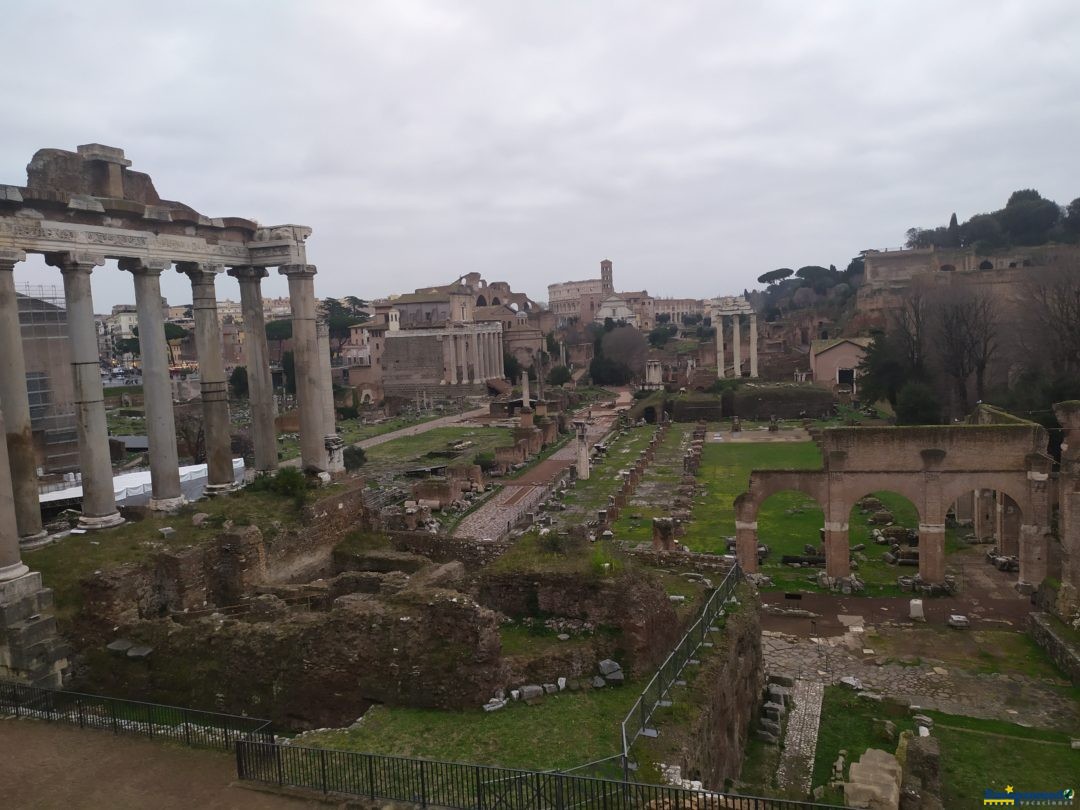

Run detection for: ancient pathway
[[0, 719, 315, 809], [280, 406, 490, 468], [452, 391, 632, 539], [762, 629, 1080, 732], [775, 679, 824, 795]]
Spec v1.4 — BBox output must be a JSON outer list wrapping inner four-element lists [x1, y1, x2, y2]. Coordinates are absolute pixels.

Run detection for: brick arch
[[940, 474, 1033, 524]]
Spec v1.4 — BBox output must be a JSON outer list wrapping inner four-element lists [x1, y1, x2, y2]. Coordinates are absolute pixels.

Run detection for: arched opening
[[642, 405, 657, 424], [360, 391, 373, 404], [522, 301, 531, 311], [947, 489, 1023, 584], [491, 296, 501, 306], [978, 260, 994, 270], [939, 263, 956, 272], [847, 491, 921, 587], [755, 490, 827, 579], [476, 295, 487, 307]]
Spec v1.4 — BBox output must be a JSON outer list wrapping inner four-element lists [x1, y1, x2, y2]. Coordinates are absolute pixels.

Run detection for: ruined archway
[[476, 294, 487, 307], [491, 296, 501, 306], [757, 489, 827, 577]]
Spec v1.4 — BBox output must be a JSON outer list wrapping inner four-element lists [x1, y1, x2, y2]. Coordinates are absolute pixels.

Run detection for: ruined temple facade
[[0, 144, 340, 684]]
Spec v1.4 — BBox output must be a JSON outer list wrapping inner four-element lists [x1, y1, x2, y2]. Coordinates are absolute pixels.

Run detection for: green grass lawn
[[810, 686, 1078, 806], [559, 426, 655, 518], [363, 426, 511, 470], [609, 425, 695, 545], [301, 685, 639, 770]]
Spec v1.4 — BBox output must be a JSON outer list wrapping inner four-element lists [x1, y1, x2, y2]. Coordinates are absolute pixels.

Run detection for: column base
[[0, 561, 31, 583], [325, 435, 345, 474], [77, 512, 125, 531], [149, 496, 186, 512], [203, 482, 237, 497], [18, 530, 50, 551]]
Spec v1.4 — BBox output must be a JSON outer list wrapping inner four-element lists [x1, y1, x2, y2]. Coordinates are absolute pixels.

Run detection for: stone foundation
[[1028, 612, 1080, 685], [0, 571, 68, 686]]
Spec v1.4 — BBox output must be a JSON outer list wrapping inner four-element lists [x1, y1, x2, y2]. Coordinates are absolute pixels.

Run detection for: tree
[[648, 324, 677, 348], [757, 268, 793, 286], [229, 366, 249, 398], [655, 313, 671, 324], [114, 336, 140, 356], [282, 350, 296, 394], [600, 326, 647, 377], [504, 353, 523, 384], [892, 291, 929, 379], [935, 294, 979, 414], [1065, 198, 1080, 236], [857, 332, 909, 406], [1025, 267, 1080, 374], [343, 445, 366, 472], [947, 213, 961, 247], [547, 365, 571, 386], [266, 318, 292, 356], [164, 323, 189, 342], [589, 355, 633, 385], [895, 381, 941, 425]]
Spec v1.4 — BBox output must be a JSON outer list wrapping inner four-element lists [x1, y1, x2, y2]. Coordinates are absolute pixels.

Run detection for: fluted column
[[178, 263, 234, 494], [228, 266, 277, 473], [749, 314, 759, 378], [715, 314, 725, 378], [0, 250, 45, 545], [47, 252, 123, 530], [120, 258, 183, 510], [280, 264, 328, 474], [470, 333, 481, 384], [731, 314, 742, 378], [483, 331, 493, 379], [494, 330, 504, 379]]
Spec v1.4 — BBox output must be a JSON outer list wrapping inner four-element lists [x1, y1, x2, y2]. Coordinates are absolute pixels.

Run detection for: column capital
[[278, 263, 317, 278], [45, 251, 106, 274], [227, 265, 269, 281], [0, 248, 26, 269], [118, 257, 172, 276], [176, 261, 224, 282]]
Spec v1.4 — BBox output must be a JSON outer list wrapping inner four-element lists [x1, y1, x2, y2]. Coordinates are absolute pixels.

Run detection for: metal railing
[[236, 741, 848, 810], [619, 565, 744, 775], [0, 680, 272, 752]]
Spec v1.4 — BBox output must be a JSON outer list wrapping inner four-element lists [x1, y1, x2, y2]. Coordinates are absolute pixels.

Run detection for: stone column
[[47, 252, 122, 529], [919, 523, 946, 582], [496, 331, 505, 379], [1019, 524, 1047, 586], [317, 320, 344, 473], [177, 263, 234, 494], [486, 332, 495, 379], [0, 250, 45, 545], [228, 267, 277, 473], [280, 264, 328, 474], [715, 314, 725, 378], [824, 521, 851, 579], [0, 406, 30, 583], [749, 314, 759, 378], [574, 420, 590, 480], [734, 520, 758, 574], [470, 333, 481, 384], [120, 259, 183, 510], [731, 314, 741, 378], [477, 331, 488, 380], [447, 333, 459, 384], [440, 334, 451, 384], [521, 369, 530, 405]]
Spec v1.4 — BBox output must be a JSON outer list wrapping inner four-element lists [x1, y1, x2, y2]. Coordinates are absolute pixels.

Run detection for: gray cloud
[[3, 0, 1079, 310]]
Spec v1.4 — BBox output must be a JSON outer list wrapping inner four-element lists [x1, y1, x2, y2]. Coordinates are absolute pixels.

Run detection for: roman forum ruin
[[710, 295, 759, 379], [0, 144, 341, 679]]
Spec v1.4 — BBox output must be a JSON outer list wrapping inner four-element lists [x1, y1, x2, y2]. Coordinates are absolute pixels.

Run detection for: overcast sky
[[3, 1, 1078, 312]]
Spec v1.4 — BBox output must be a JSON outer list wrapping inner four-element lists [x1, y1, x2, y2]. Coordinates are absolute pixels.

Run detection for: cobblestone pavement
[[776, 679, 824, 795], [763, 627, 1080, 733]]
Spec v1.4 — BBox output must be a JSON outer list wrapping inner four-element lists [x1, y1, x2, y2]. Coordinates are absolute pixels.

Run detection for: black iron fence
[[0, 680, 272, 751], [236, 740, 847, 810]]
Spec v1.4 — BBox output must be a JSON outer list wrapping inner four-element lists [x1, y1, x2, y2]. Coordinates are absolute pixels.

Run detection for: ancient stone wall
[[1028, 612, 1080, 685], [477, 570, 680, 671], [383, 531, 512, 569], [662, 592, 763, 787], [732, 385, 834, 420], [85, 586, 506, 728]]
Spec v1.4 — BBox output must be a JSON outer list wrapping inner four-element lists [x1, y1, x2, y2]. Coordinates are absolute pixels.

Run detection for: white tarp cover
[[40, 458, 246, 506]]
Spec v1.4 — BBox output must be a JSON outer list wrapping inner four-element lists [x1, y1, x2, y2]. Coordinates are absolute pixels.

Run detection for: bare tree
[[968, 294, 998, 401], [1025, 266, 1080, 374], [892, 290, 929, 377], [936, 295, 978, 414]]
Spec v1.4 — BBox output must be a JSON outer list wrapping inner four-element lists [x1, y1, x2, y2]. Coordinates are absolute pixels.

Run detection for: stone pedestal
[[230, 266, 278, 473], [122, 259, 183, 510], [0, 250, 45, 545], [574, 421, 590, 480], [179, 263, 235, 494], [652, 517, 676, 551], [0, 571, 67, 686], [49, 252, 123, 530], [918, 524, 946, 582]]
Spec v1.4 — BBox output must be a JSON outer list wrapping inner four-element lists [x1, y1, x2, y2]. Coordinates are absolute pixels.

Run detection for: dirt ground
[[0, 719, 320, 809]]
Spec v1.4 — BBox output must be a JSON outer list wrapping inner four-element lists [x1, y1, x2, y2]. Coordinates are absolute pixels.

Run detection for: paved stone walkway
[[776, 679, 824, 795], [763, 629, 1080, 733]]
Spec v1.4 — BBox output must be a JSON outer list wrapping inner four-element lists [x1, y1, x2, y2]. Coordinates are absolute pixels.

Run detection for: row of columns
[[714, 312, 758, 379], [444, 329, 503, 385], [0, 251, 335, 540]]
